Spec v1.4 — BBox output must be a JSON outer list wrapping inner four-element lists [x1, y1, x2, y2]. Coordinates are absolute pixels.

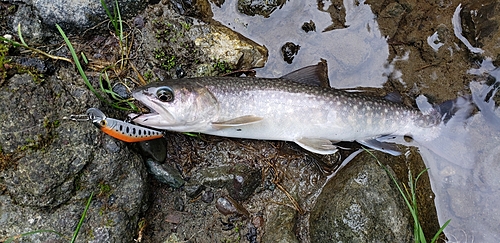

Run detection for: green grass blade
[[101, 0, 118, 32], [0, 36, 22, 48], [17, 23, 28, 47], [431, 219, 451, 243], [115, 0, 123, 43], [70, 192, 94, 243], [81, 52, 88, 64], [56, 24, 102, 98]]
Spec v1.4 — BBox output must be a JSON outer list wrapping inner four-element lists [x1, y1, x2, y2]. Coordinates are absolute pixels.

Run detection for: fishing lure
[[85, 108, 164, 143]]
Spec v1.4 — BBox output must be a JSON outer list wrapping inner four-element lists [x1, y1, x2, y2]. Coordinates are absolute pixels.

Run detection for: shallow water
[[211, 0, 500, 242], [212, 0, 390, 88], [417, 68, 500, 242]]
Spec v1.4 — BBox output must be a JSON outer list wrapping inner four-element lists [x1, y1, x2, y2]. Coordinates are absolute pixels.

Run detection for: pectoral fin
[[357, 139, 402, 156], [212, 115, 264, 129], [295, 137, 338, 154]]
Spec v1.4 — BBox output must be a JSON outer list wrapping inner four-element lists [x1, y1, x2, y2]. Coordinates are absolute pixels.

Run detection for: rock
[[318, 0, 348, 31], [145, 158, 185, 188], [262, 204, 299, 243], [201, 189, 214, 203], [301, 20, 316, 33], [193, 22, 268, 71], [139, 4, 268, 79], [281, 42, 300, 64], [169, 0, 213, 21], [0, 70, 148, 242], [237, 0, 287, 18], [34, 0, 147, 32], [135, 138, 167, 162], [188, 163, 261, 201], [459, 1, 500, 57], [215, 196, 250, 217], [309, 151, 412, 242], [9, 4, 44, 42]]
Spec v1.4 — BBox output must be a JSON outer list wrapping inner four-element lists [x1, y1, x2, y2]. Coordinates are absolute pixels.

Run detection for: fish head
[[131, 80, 218, 131]]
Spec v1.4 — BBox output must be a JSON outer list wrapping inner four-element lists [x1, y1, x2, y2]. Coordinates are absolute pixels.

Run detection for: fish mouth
[[130, 90, 175, 125]]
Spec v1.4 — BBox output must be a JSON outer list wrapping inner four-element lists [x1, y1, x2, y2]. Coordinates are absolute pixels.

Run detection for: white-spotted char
[[130, 64, 472, 155]]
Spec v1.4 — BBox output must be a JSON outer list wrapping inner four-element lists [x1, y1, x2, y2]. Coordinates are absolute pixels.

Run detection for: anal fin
[[295, 137, 338, 154], [357, 139, 402, 156]]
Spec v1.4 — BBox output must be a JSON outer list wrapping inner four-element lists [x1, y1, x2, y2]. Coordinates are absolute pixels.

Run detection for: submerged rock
[[237, 0, 287, 18], [281, 42, 300, 64]]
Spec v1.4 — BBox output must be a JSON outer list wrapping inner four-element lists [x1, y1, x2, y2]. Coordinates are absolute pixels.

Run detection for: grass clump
[[0, 0, 140, 111], [363, 148, 450, 243]]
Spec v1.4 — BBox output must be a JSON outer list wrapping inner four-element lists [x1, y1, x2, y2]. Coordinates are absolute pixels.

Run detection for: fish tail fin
[[412, 95, 477, 169], [436, 95, 475, 126]]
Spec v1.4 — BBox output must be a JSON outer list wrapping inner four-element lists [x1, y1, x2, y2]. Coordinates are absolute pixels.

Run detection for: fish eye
[[156, 87, 174, 102]]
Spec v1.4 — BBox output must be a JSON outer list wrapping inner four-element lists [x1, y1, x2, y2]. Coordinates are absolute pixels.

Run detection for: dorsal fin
[[280, 59, 330, 88]]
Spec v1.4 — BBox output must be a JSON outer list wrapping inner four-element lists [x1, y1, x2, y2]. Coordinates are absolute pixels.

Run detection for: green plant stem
[[70, 192, 94, 243]]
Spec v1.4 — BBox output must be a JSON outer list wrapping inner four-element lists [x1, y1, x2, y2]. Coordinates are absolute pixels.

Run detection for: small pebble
[[302, 20, 316, 32], [201, 190, 214, 203]]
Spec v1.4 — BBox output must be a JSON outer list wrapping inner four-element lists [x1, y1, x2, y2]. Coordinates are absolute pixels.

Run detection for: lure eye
[[156, 87, 174, 102]]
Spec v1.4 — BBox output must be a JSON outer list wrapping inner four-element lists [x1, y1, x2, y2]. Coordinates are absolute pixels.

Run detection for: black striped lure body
[[86, 108, 164, 142]]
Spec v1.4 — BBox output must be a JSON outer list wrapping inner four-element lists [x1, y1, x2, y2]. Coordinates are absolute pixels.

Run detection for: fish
[[130, 64, 472, 155], [86, 108, 164, 143]]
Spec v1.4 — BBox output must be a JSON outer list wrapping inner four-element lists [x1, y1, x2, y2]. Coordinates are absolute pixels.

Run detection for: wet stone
[[301, 20, 316, 33], [111, 82, 130, 99], [262, 205, 299, 243], [174, 196, 185, 211], [281, 42, 300, 64], [189, 163, 261, 201], [215, 196, 250, 217], [135, 138, 167, 162], [201, 189, 214, 203], [237, 0, 287, 18], [184, 184, 206, 198], [169, 0, 213, 21], [145, 158, 185, 188], [309, 151, 412, 242]]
